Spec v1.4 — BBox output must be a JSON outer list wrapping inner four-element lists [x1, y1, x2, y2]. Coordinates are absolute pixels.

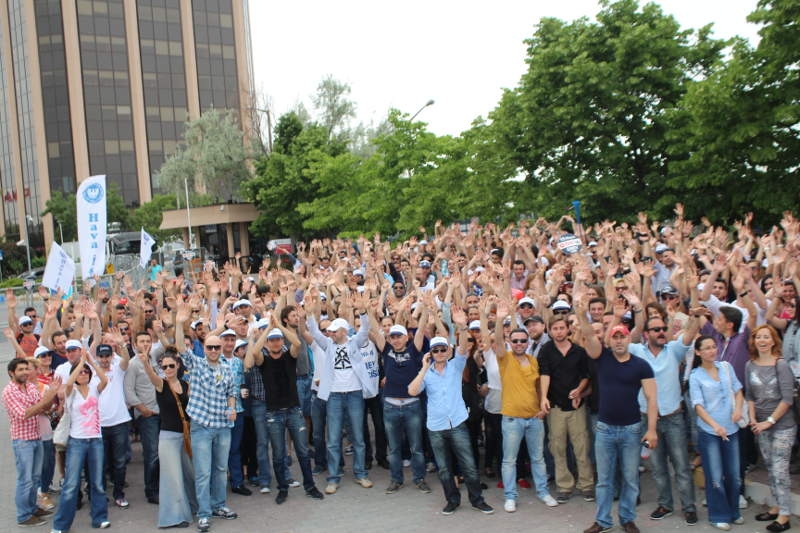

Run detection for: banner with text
[[76, 174, 107, 279], [42, 242, 75, 293]]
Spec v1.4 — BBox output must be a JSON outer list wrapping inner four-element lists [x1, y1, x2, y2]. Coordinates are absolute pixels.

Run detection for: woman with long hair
[[746, 325, 795, 532], [51, 349, 109, 531], [140, 347, 197, 528], [689, 335, 744, 530]]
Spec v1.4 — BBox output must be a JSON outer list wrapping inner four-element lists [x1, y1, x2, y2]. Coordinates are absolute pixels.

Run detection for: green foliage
[[313, 75, 356, 141], [130, 194, 183, 244], [43, 185, 131, 242], [157, 108, 251, 203], [0, 278, 24, 288]]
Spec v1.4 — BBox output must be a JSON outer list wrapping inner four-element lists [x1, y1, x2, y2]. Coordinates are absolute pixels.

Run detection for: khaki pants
[[548, 404, 594, 493]]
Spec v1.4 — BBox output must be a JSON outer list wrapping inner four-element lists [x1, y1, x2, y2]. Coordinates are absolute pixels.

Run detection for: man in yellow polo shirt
[[496, 322, 558, 513]]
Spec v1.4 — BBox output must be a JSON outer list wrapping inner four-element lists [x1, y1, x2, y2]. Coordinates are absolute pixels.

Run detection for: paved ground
[[0, 301, 782, 532]]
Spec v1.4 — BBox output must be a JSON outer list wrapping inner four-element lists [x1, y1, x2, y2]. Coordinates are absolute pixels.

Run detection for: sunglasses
[[553, 309, 570, 315], [389, 333, 404, 338], [510, 339, 528, 344], [519, 303, 533, 309], [205, 345, 222, 351], [649, 327, 668, 333], [192, 309, 200, 313], [79, 369, 91, 375], [97, 353, 113, 358], [119, 328, 129, 334], [431, 348, 448, 354], [66, 347, 81, 352], [661, 294, 678, 300], [161, 364, 176, 370]]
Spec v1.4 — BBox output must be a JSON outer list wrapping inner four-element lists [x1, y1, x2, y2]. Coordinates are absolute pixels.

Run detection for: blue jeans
[[643, 412, 696, 512], [191, 425, 232, 519], [12, 439, 42, 523], [428, 422, 485, 506], [102, 421, 129, 499], [326, 391, 367, 483], [296, 375, 313, 418], [228, 414, 245, 488], [41, 439, 55, 493], [501, 416, 550, 500], [250, 399, 273, 488], [311, 392, 327, 470], [594, 421, 641, 528], [697, 430, 741, 523], [138, 414, 160, 499], [267, 407, 315, 491], [53, 437, 107, 530], [383, 400, 425, 484]]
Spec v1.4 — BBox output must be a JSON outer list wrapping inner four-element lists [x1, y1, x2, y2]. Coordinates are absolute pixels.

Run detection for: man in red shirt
[[2, 358, 60, 526]]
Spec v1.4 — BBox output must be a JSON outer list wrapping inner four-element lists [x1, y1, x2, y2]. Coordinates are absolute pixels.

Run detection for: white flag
[[140, 227, 156, 268], [42, 242, 75, 293], [76, 175, 107, 279]]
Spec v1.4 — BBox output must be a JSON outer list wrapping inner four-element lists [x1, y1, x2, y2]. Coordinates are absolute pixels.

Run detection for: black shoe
[[442, 501, 459, 515], [685, 511, 698, 525], [472, 502, 494, 514], [147, 496, 159, 504], [767, 521, 791, 532], [758, 513, 781, 522], [365, 460, 373, 470], [231, 485, 252, 496], [556, 492, 571, 503], [306, 487, 324, 500], [211, 507, 237, 520], [377, 459, 390, 469], [275, 490, 288, 504], [649, 506, 673, 520]]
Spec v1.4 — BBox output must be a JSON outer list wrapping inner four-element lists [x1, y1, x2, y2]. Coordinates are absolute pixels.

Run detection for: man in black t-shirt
[[246, 325, 324, 505], [583, 324, 658, 533]]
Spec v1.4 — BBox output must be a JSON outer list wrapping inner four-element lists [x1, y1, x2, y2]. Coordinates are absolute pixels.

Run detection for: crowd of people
[[3, 206, 800, 533]]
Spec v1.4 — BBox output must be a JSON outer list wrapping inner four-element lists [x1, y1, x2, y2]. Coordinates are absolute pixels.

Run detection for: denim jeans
[[326, 391, 367, 484], [191, 425, 232, 519], [364, 395, 387, 464], [41, 438, 55, 493], [594, 421, 641, 528], [428, 422, 485, 507], [501, 416, 550, 500], [138, 414, 160, 499], [296, 375, 313, 418], [53, 437, 108, 530], [642, 411, 696, 512], [12, 439, 42, 523], [311, 392, 327, 470], [697, 430, 741, 523], [102, 421, 129, 499], [250, 399, 273, 488], [383, 400, 425, 484], [267, 407, 315, 491], [228, 414, 245, 488]]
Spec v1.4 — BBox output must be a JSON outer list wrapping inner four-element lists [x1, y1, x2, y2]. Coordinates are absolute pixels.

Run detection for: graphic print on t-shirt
[[334, 345, 352, 370]]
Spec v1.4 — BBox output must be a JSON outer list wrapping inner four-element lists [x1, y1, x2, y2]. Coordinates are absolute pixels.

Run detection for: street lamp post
[[23, 215, 32, 272], [409, 99, 435, 122], [184, 178, 194, 249]]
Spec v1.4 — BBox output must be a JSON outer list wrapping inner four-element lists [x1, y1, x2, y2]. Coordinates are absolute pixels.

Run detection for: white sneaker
[[98, 522, 111, 529], [733, 517, 744, 525], [539, 494, 558, 507], [738, 495, 748, 509], [288, 479, 301, 488], [259, 486, 271, 494], [504, 499, 516, 513], [712, 523, 731, 531], [402, 459, 411, 467]]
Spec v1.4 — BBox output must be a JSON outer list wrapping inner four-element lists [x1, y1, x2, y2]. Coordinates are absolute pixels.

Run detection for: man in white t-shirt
[[96, 342, 131, 508]]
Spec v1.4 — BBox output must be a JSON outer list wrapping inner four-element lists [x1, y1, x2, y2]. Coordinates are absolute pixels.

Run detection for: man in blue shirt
[[631, 313, 701, 525], [408, 331, 493, 516]]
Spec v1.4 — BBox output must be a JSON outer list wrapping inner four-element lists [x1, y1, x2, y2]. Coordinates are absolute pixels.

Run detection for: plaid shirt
[[182, 350, 236, 429], [2, 381, 42, 440], [245, 367, 266, 402]]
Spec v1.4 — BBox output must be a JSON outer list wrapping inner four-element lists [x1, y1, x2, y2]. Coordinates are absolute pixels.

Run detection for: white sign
[[139, 227, 156, 269], [42, 242, 75, 293], [76, 175, 107, 279]]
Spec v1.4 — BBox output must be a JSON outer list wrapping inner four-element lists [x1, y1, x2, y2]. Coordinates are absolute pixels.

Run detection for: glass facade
[[193, 0, 239, 112], [0, 7, 18, 237], [77, 0, 138, 206], [35, 0, 75, 198], [137, 0, 187, 193]]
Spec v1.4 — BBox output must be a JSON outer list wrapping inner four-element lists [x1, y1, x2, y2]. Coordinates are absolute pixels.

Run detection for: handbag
[[169, 382, 192, 458], [53, 391, 74, 448], [721, 362, 748, 428]]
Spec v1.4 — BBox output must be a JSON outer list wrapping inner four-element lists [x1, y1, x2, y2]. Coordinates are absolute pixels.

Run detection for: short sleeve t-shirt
[[69, 386, 102, 439], [596, 349, 654, 426], [498, 353, 540, 418]]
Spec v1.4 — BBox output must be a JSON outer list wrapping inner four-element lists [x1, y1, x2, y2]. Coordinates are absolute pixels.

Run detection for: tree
[[42, 185, 131, 242], [157, 108, 252, 203], [312, 75, 356, 141], [485, 0, 726, 223], [130, 194, 181, 244]]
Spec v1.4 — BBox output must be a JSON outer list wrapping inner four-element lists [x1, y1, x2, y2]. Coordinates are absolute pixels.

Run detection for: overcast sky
[[248, 0, 761, 137]]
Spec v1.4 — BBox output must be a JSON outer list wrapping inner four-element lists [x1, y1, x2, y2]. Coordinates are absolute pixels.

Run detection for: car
[[19, 266, 45, 280]]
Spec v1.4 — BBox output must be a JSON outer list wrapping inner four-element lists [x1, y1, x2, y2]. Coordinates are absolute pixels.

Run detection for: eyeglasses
[[519, 304, 533, 309], [431, 347, 448, 354], [553, 309, 570, 315], [510, 339, 528, 344], [649, 327, 668, 333], [144, 309, 155, 314], [205, 345, 222, 351], [161, 364, 176, 370]]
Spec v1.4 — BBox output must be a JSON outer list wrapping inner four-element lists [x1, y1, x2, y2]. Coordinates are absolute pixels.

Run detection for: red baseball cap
[[609, 324, 630, 337]]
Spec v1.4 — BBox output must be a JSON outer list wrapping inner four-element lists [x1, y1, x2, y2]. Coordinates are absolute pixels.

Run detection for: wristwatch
[[767, 416, 776, 425]]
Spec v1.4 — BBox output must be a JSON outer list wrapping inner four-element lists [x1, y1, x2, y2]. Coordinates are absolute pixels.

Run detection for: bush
[[0, 277, 24, 288]]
